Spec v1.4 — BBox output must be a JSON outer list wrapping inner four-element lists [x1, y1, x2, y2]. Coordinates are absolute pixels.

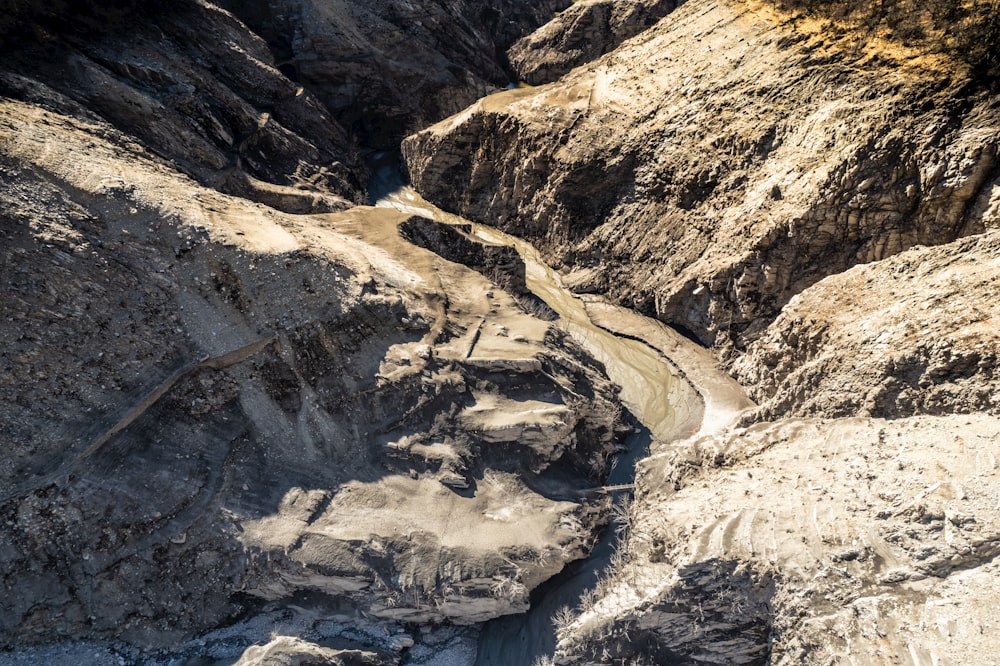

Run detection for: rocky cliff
[[507, 0, 681, 85], [402, 0, 1000, 663], [218, 0, 572, 147], [405, 0, 1000, 356], [731, 229, 1000, 420]]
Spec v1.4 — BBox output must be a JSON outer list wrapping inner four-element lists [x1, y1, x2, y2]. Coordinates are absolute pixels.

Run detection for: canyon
[[2, 0, 999, 664]]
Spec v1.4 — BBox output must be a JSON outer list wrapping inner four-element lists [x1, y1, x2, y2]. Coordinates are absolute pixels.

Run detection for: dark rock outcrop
[[508, 0, 682, 85], [219, 0, 572, 148], [399, 216, 528, 295], [1, 0, 364, 212]]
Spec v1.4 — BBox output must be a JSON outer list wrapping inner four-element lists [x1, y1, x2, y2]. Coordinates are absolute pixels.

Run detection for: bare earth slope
[[0, 77, 623, 660], [507, 0, 682, 85], [554, 414, 1000, 665], [731, 229, 1000, 420]]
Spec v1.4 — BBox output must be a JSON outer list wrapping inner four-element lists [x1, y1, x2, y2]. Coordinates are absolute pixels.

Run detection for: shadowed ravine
[[374, 175, 699, 664]]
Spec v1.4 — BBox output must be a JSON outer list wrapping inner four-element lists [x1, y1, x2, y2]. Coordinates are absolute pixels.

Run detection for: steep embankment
[[403, 0, 1000, 663], [1, 0, 364, 213], [405, 0, 1000, 356], [508, 0, 681, 85], [0, 2, 630, 659], [731, 230, 1000, 420]]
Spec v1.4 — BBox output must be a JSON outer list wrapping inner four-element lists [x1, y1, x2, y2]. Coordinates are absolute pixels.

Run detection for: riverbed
[[373, 177, 725, 665]]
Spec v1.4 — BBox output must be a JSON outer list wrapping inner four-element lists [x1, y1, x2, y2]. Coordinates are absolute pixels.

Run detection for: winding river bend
[[374, 171, 698, 664], [375, 185, 688, 443]]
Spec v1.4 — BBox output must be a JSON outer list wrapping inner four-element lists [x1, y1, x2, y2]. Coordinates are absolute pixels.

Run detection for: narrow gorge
[[2, 0, 999, 664]]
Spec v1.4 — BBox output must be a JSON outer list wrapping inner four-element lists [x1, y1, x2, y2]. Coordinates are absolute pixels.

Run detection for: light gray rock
[[730, 229, 1000, 420]]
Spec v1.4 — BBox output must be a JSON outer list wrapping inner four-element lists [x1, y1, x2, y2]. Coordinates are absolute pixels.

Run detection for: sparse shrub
[[552, 604, 576, 635], [773, 0, 1000, 84], [956, 0, 1000, 76]]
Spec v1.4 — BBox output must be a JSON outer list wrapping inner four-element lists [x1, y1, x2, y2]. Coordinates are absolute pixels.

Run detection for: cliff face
[[2, 0, 365, 213], [0, 1, 630, 660], [507, 0, 681, 85], [404, 0, 1000, 355], [219, 0, 571, 147]]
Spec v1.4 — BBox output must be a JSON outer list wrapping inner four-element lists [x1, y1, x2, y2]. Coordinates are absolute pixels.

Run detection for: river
[[372, 159, 690, 665]]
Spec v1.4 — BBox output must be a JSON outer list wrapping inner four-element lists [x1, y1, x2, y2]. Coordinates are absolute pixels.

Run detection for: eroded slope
[[405, 0, 1000, 353], [508, 0, 681, 85], [732, 230, 1000, 420], [554, 415, 1000, 665], [0, 88, 623, 657]]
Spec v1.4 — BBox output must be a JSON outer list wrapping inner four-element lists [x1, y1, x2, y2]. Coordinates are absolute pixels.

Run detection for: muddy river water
[[375, 186, 686, 443], [375, 179, 696, 664]]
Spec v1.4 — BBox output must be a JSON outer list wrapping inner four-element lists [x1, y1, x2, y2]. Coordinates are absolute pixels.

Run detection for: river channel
[[372, 158, 692, 664], [374, 186, 684, 442]]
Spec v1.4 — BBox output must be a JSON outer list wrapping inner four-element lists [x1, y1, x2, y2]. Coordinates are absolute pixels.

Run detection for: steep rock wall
[[404, 0, 1000, 353], [1, 1, 364, 212], [219, 0, 572, 147]]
